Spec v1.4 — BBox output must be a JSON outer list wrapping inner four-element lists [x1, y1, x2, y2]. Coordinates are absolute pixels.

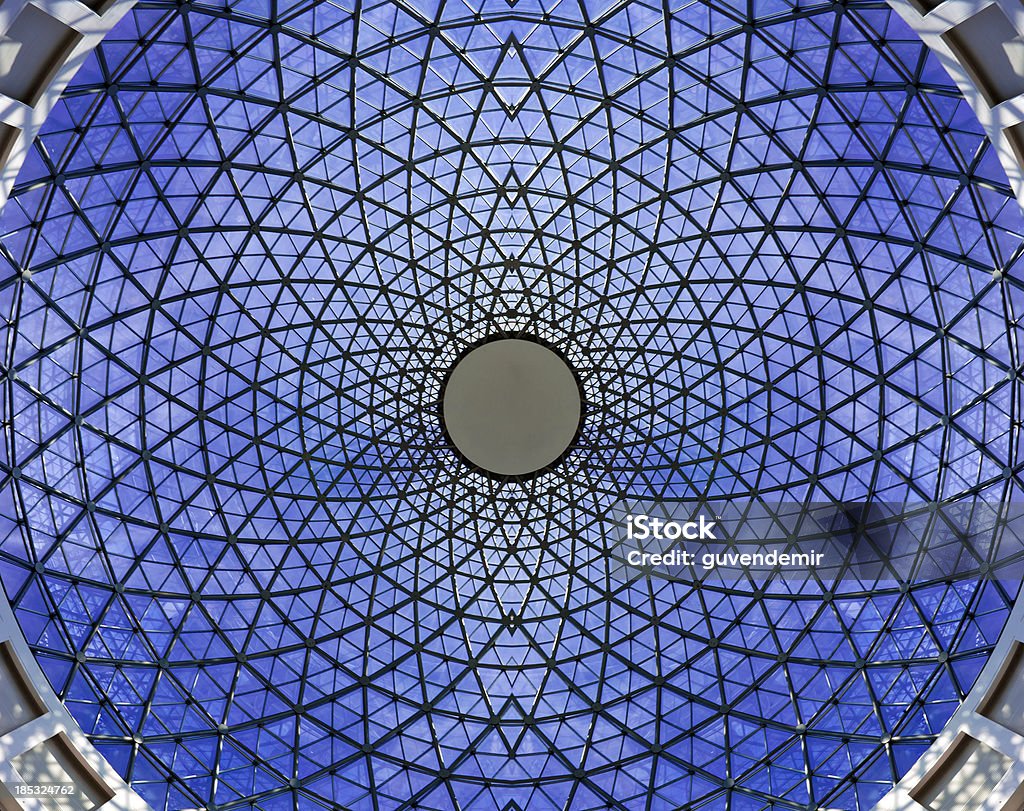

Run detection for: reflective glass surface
[[1, 0, 1023, 808]]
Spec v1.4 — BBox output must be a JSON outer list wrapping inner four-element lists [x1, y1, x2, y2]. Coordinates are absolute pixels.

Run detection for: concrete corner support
[[0, 0, 134, 211], [0, 586, 150, 811]]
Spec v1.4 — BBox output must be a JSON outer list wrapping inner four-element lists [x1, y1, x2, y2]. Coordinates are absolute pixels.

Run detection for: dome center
[[442, 338, 582, 477]]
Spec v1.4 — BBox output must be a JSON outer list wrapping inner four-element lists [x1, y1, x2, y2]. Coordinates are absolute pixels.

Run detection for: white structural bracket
[[0, 585, 150, 811]]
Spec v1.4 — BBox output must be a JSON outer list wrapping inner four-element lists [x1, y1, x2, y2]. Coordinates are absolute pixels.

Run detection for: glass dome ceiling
[[0, 0, 1023, 808]]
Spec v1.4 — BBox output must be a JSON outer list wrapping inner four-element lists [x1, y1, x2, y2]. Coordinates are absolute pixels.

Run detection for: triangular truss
[[0, 0, 1022, 809]]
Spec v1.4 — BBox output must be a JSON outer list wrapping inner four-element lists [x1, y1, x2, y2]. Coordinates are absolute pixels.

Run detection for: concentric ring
[[441, 335, 585, 478]]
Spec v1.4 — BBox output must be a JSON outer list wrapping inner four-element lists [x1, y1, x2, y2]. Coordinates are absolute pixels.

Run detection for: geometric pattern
[[0, 0, 1023, 808]]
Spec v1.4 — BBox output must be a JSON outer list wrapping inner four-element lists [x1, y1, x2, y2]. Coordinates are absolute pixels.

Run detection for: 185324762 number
[[14, 785, 77, 796]]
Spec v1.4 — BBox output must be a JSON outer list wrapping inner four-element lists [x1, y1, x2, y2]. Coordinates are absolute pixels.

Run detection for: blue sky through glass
[[0, 0, 1023, 808]]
